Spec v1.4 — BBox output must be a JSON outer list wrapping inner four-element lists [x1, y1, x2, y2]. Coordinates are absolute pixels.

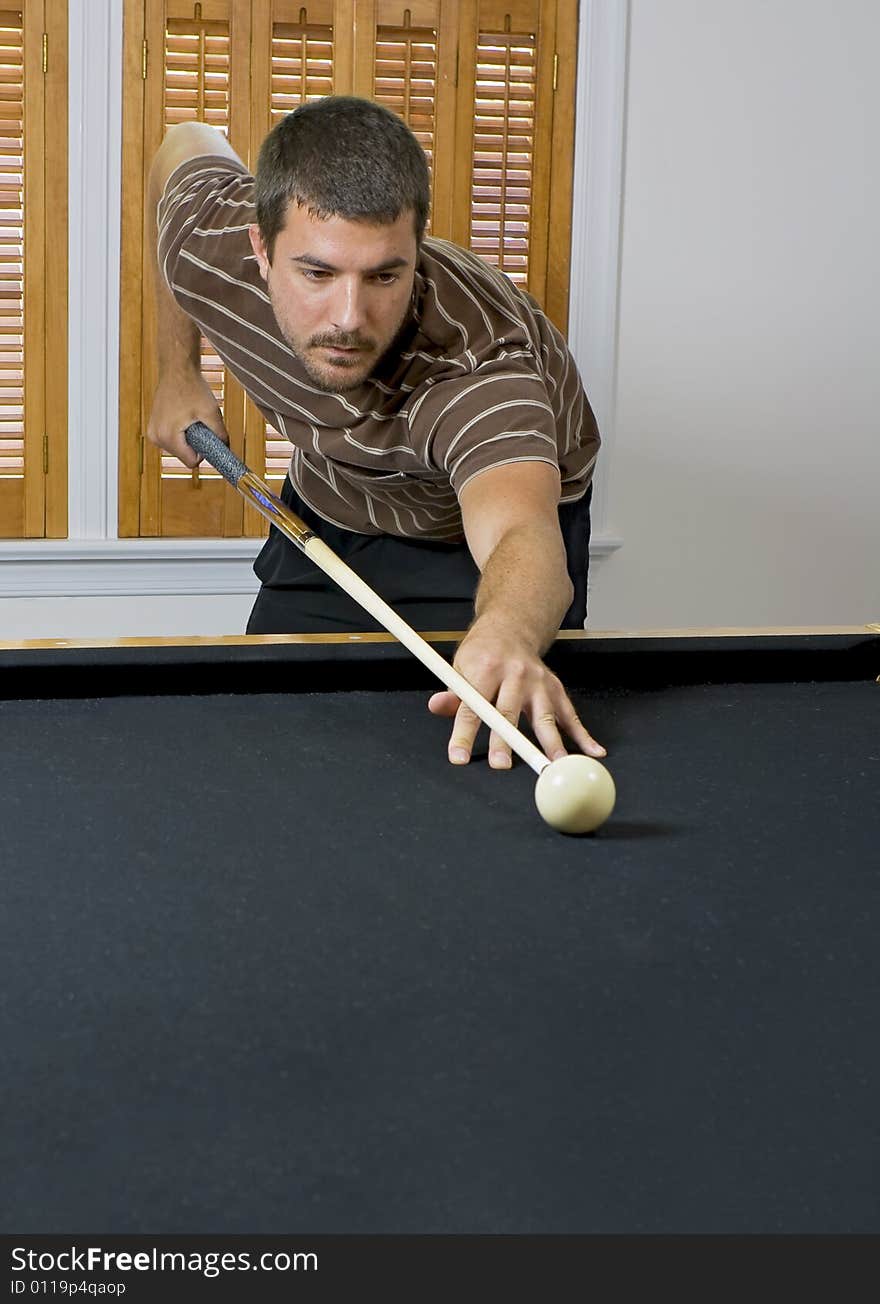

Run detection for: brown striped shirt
[[157, 156, 600, 540]]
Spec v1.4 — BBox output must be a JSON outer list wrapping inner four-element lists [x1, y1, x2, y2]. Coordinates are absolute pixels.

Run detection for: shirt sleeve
[[156, 155, 255, 300], [410, 358, 562, 497], [155, 155, 278, 367]]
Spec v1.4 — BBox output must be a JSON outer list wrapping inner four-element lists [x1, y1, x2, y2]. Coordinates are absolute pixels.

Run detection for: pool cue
[[185, 421, 551, 776]]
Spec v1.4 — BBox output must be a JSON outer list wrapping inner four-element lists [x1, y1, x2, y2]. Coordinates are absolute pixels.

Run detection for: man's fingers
[[448, 700, 485, 765], [486, 690, 525, 770], [145, 375, 229, 470], [178, 418, 229, 468], [433, 688, 519, 767], [551, 693, 607, 758], [531, 702, 569, 762], [177, 438, 203, 469], [427, 658, 605, 768], [427, 690, 460, 718], [145, 424, 208, 468], [430, 682, 606, 765]]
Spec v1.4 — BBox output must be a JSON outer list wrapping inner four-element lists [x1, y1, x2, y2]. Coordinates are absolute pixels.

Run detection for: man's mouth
[[317, 344, 372, 368]]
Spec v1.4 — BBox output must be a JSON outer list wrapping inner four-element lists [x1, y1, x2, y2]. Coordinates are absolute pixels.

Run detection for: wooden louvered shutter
[[0, 2, 67, 539], [452, 0, 559, 309], [120, 0, 251, 537]]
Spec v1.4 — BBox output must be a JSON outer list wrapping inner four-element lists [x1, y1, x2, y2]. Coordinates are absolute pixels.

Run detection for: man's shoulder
[[163, 152, 252, 197], [415, 236, 551, 359], [156, 150, 267, 323], [158, 153, 255, 238], [420, 236, 528, 304]]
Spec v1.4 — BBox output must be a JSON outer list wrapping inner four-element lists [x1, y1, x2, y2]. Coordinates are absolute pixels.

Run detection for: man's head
[[248, 97, 430, 392]]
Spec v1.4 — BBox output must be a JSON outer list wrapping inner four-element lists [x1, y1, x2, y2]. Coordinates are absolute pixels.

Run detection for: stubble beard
[[268, 283, 411, 395]]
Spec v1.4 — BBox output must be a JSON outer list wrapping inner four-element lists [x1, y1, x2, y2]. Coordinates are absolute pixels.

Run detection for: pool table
[[1, 627, 878, 1234]]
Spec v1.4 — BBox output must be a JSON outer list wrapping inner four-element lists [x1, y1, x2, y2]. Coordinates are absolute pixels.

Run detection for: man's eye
[[302, 269, 330, 281], [374, 272, 399, 285]]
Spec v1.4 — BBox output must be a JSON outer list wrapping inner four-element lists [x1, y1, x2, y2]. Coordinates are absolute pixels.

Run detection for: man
[[147, 96, 606, 769]]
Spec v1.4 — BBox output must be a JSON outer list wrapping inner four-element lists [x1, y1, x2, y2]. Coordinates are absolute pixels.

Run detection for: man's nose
[[329, 278, 366, 332]]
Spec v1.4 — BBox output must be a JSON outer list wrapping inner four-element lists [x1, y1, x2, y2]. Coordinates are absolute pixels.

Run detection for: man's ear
[[248, 224, 270, 281]]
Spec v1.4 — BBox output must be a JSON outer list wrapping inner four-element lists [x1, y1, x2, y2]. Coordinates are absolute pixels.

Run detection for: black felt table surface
[[1, 672, 878, 1232]]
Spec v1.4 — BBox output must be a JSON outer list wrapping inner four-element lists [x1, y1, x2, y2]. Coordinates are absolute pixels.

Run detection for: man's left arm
[[427, 461, 607, 767]]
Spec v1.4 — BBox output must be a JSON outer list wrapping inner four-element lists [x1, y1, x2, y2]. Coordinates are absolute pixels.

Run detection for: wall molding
[[0, 540, 262, 598], [68, 0, 123, 540], [0, 536, 622, 599]]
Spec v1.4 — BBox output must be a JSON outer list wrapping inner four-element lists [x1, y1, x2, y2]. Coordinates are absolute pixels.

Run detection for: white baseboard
[[0, 535, 622, 600], [0, 539, 262, 598]]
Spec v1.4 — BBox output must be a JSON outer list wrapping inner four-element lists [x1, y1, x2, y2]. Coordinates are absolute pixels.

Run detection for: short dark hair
[[254, 96, 430, 260]]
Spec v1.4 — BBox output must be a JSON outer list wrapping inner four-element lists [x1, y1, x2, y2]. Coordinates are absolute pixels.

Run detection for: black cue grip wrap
[[185, 421, 248, 486]]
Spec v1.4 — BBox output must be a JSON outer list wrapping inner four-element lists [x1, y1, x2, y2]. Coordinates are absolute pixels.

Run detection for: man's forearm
[[471, 523, 573, 654], [155, 274, 202, 376]]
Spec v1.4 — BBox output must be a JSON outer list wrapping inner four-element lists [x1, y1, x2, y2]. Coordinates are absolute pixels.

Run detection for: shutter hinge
[[42, 32, 48, 74], [42, 434, 49, 474], [138, 436, 144, 476], [142, 38, 148, 80], [553, 52, 558, 92]]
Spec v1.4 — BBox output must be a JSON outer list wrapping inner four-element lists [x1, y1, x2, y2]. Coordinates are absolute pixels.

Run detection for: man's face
[[249, 203, 418, 393]]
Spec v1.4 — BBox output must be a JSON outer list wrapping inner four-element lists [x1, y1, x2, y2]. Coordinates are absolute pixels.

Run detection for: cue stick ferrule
[[238, 473, 315, 549]]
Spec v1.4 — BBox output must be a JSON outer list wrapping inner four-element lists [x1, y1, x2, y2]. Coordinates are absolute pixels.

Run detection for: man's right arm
[[146, 124, 244, 467]]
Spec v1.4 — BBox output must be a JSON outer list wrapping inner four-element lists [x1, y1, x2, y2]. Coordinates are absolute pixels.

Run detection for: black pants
[[247, 477, 592, 635]]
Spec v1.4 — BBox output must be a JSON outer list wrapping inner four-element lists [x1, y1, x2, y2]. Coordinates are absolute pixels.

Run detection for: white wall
[[588, 0, 880, 628]]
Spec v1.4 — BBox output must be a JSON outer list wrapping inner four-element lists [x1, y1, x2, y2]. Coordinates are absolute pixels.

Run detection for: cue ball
[[534, 754, 616, 834]]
